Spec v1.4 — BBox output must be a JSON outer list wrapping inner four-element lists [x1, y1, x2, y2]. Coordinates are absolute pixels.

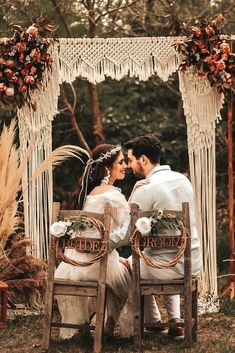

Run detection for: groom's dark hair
[[125, 135, 161, 164]]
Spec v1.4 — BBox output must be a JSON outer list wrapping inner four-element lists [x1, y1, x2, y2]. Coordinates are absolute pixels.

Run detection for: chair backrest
[[49, 201, 112, 272], [131, 202, 191, 281]]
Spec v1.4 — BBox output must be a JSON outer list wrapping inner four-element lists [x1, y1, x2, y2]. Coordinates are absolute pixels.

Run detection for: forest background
[[0, 0, 234, 288]]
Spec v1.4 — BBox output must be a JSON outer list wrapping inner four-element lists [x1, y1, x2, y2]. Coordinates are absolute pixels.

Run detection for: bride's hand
[[119, 257, 131, 272]]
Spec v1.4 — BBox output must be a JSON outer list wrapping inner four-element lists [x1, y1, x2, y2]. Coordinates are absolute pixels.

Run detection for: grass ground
[[0, 312, 234, 353]]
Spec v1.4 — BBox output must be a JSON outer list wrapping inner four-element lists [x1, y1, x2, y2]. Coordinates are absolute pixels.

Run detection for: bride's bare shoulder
[[89, 185, 114, 196]]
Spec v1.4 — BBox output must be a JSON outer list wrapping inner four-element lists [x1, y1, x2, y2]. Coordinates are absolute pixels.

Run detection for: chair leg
[[41, 282, 54, 351], [140, 295, 144, 336], [192, 282, 198, 343], [94, 285, 107, 353], [133, 253, 142, 352], [184, 291, 193, 347], [41, 248, 56, 351]]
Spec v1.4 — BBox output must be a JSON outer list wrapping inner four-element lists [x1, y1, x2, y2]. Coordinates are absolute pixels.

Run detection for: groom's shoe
[[167, 318, 185, 340], [145, 320, 168, 333]]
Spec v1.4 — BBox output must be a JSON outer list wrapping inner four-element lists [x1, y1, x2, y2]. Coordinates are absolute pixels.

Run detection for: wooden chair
[[131, 202, 198, 351], [41, 202, 112, 353]]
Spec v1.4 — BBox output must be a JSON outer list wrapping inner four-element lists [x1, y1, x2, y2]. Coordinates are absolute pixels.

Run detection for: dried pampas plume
[[0, 118, 89, 302]]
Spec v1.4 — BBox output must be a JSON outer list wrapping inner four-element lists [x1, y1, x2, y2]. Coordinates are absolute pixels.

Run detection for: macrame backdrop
[[17, 36, 223, 297], [18, 44, 60, 259], [58, 37, 179, 83], [178, 68, 224, 296]]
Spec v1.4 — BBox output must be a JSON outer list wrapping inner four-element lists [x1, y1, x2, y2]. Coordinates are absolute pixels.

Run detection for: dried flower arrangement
[[177, 13, 235, 94], [0, 18, 54, 108]]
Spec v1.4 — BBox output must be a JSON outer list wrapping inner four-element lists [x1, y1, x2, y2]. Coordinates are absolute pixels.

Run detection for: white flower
[[135, 217, 152, 235], [65, 219, 72, 226], [50, 221, 67, 237]]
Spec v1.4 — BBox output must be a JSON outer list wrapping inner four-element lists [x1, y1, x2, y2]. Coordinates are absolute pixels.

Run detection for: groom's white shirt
[[110, 165, 202, 274]]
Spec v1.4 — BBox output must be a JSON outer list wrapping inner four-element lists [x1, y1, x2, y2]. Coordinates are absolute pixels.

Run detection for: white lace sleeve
[[109, 216, 131, 250]]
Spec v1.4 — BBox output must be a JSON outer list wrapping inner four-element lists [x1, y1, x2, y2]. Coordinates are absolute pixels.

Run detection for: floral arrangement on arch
[[135, 210, 182, 236], [178, 13, 235, 94], [0, 18, 54, 108], [50, 218, 95, 239]]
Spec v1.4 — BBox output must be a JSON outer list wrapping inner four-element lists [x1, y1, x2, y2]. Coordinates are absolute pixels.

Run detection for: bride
[[54, 144, 132, 339]]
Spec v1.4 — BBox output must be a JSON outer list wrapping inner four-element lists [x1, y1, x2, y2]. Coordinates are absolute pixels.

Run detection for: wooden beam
[[227, 91, 235, 293]]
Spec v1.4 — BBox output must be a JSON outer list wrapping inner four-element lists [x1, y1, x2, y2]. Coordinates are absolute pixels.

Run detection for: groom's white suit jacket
[[110, 164, 202, 276]]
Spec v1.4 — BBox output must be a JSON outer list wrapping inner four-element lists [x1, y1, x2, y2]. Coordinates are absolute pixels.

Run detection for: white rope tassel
[[179, 68, 222, 300], [179, 68, 224, 152], [18, 43, 60, 259], [189, 142, 217, 295]]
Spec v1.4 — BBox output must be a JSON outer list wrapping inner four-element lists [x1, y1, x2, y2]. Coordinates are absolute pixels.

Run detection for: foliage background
[[0, 0, 234, 285]]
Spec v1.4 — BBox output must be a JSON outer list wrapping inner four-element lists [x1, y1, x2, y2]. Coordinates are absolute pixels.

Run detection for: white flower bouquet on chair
[[135, 210, 182, 236], [50, 218, 95, 239]]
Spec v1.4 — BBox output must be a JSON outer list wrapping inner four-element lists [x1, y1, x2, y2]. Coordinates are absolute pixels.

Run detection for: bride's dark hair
[[77, 144, 121, 209]]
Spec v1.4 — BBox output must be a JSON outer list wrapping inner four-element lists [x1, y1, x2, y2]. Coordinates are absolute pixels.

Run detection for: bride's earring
[[101, 169, 110, 184]]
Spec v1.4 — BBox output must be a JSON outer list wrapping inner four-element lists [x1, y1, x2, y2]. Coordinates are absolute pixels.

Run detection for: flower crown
[[94, 145, 121, 164]]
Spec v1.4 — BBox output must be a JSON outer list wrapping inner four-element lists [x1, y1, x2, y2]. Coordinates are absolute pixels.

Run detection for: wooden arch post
[[219, 36, 235, 298]]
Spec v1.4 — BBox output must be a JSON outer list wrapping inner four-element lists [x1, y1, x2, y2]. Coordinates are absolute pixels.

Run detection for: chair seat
[[54, 279, 98, 287], [140, 277, 198, 295], [54, 279, 98, 297]]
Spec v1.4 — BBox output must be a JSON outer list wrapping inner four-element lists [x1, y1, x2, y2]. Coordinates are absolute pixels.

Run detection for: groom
[[124, 135, 202, 339]]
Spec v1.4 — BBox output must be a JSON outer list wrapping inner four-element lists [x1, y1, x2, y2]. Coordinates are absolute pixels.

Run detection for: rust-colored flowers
[[0, 22, 53, 108], [178, 14, 235, 94]]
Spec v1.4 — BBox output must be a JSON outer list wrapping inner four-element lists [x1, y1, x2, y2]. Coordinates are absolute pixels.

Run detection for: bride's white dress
[[54, 188, 132, 339]]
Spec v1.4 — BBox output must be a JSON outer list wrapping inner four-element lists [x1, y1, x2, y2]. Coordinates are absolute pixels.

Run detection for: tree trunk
[[87, 0, 105, 145], [88, 83, 105, 145], [145, 0, 155, 34]]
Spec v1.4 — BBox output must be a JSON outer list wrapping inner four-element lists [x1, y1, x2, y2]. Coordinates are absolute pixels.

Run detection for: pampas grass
[[31, 144, 89, 180], [0, 118, 89, 301], [0, 119, 21, 250]]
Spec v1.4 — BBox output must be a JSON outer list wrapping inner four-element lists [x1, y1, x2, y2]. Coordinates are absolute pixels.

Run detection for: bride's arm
[[109, 183, 152, 250], [109, 215, 131, 250], [107, 191, 131, 250]]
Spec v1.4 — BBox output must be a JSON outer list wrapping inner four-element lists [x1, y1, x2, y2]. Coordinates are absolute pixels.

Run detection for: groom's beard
[[132, 162, 145, 178]]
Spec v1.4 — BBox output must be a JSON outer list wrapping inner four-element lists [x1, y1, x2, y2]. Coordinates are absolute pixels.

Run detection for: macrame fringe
[[189, 142, 217, 297], [18, 43, 60, 259], [58, 37, 180, 84], [178, 68, 223, 303], [179, 68, 224, 152]]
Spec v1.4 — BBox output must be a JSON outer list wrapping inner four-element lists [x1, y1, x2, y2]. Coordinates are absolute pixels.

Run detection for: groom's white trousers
[[139, 258, 183, 322]]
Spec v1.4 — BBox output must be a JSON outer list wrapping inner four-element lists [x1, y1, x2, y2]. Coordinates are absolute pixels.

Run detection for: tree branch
[[95, 0, 140, 23], [1, 0, 33, 23], [50, 0, 73, 37], [162, 81, 181, 97], [60, 85, 91, 154]]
